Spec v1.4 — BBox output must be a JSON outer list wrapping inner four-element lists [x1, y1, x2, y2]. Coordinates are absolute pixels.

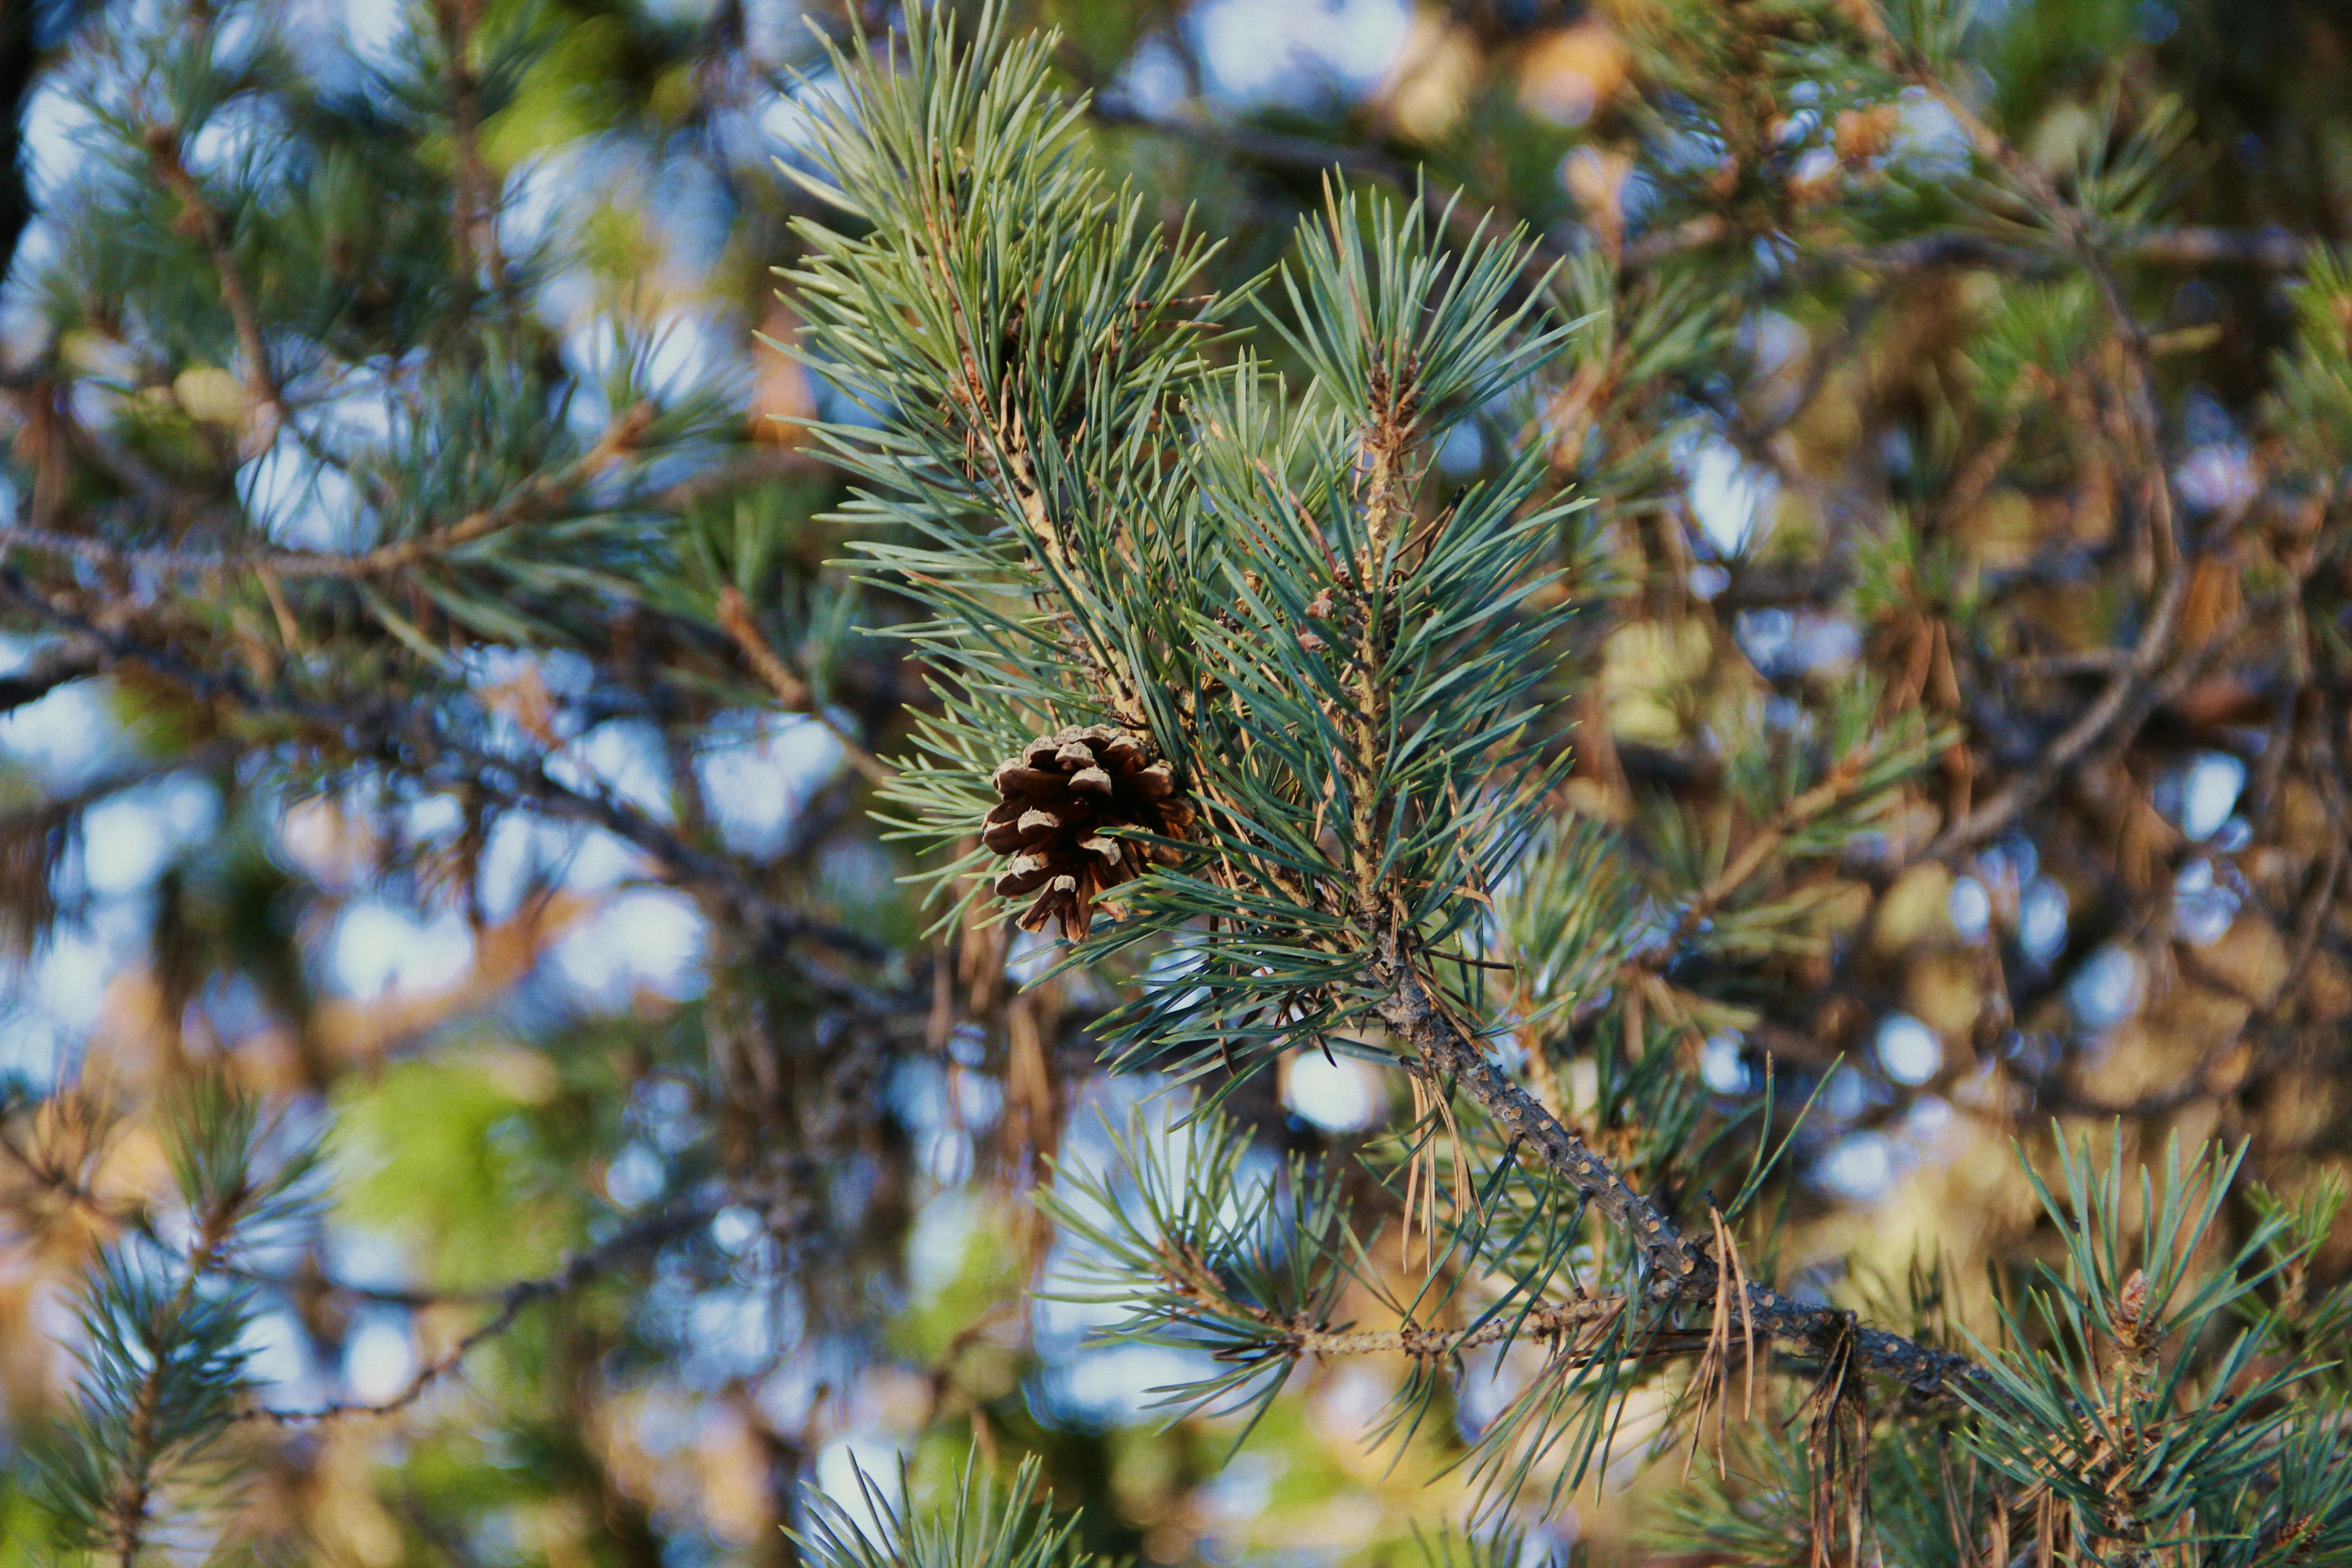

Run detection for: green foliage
[[1039, 1108, 1357, 1429], [8, 0, 2352, 1561], [29, 1081, 318, 1559], [783, 3, 1239, 903], [767, 3, 2352, 1561], [1954, 1137, 2308, 1563], [334, 1047, 587, 1289], [2271, 248, 2352, 472], [789, 6, 1585, 1101], [799, 1458, 1103, 1568]]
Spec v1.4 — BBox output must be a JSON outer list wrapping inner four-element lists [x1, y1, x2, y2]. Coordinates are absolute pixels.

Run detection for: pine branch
[[0, 405, 656, 580], [1295, 1299, 1641, 1359], [0, 634, 101, 713], [0, 568, 903, 973], [33, 1081, 319, 1566], [142, 125, 286, 453], [102, 1200, 238, 1564], [715, 584, 894, 783], [1172, 1245, 1651, 1362], [431, 0, 506, 288], [1643, 735, 1930, 970], [255, 1199, 721, 1425], [796, 1, 1982, 1414], [1374, 932, 1982, 1397], [309, 404, 656, 577], [1834, 19, 2208, 869]]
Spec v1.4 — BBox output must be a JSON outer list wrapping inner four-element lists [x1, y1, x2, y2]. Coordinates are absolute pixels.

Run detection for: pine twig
[[714, 585, 893, 784], [0, 569, 902, 972], [103, 1205, 239, 1565], [1377, 928, 1982, 1400], [142, 127, 286, 454], [0, 404, 654, 581], [0, 635, 101, 714], [431, 0, 507, 288], [254, 1200, 722, 1425]]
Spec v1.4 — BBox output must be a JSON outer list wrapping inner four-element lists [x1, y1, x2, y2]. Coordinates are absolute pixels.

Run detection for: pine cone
[[981, 724, 1191, 939]]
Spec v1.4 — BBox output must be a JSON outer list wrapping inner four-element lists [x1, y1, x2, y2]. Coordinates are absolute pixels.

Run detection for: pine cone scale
[[991, 763, 1063, 794]]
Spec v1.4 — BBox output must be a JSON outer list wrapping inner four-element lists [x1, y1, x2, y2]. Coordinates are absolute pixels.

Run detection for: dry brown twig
[[142, 125, 285, 456], [714, 585, 894, 784]]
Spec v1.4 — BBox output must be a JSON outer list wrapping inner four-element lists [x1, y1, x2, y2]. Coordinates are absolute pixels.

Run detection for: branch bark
[[1375, 926, 1983, 1400], [0, 0, 39, 291], [0, 636, 101, 713]]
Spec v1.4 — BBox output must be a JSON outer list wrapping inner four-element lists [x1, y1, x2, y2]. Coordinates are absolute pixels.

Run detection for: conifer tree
[[2, 0, 2350, 1564]]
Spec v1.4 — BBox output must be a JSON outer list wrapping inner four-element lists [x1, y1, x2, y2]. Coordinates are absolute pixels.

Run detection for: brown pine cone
[[981, 724, 1192, 939]]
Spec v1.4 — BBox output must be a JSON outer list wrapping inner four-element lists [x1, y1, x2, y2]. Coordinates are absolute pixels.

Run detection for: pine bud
[[2116, 1267, 2149, 1328]]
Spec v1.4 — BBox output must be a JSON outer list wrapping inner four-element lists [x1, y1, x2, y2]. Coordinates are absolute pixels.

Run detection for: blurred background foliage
[[0, 0, 2351, 1563]]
